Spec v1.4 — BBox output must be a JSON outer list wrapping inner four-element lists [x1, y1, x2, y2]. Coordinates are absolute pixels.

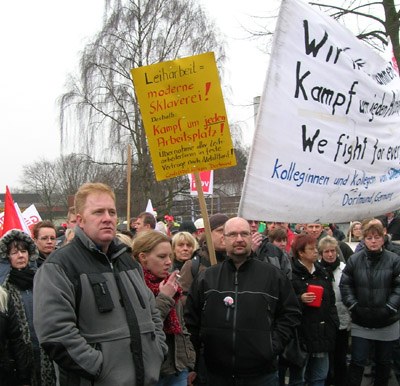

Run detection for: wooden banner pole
[[194, 171, 217, 265], [126, 144, 132, 227]]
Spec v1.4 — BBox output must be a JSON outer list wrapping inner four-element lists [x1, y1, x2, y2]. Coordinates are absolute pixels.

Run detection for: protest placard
[[239, 0, 400, 223], [131, 52, 236, 181]]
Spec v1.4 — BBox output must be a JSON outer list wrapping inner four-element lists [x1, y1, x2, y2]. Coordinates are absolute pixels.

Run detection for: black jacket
[[339, 248, 400, 328], [185, 256, 301, 377], [0, 295, 32, 386], [382, 215, 400, 241], [291, 258, 339, 353]]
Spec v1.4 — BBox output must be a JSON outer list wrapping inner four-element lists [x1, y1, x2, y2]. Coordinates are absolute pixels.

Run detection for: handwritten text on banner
[[131, 52, 236, 181], [239, 0, 400, 223]]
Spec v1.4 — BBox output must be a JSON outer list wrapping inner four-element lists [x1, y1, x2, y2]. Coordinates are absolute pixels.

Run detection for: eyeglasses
[[224, 231, 251, 239], [38, 236, 56, 241]]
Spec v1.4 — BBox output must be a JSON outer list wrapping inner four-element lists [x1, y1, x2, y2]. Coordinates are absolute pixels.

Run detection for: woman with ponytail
[[133, 230, 196, 386]]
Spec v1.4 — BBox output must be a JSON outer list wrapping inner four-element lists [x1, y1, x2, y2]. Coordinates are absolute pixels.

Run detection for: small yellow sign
[[131, 52, 236, 181]]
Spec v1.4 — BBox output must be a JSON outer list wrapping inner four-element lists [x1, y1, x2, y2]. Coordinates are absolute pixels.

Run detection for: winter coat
[[339, 247, 400, 328], [185, 256, 301, 377], [330, 262, 351, 331], [33, 226, 168, 386], [290, 258, 339, 353], [256, 238, 292, 278], [0, 229, 39, 284], [0, 292, 32, 386], [0, 229, 55, 386]]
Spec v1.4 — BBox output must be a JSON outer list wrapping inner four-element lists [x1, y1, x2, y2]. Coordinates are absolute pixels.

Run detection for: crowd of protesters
[[1, 183, 400, 386]]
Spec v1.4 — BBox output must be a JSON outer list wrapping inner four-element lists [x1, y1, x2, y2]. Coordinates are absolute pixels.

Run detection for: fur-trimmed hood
[[0, 229, 39, 262]]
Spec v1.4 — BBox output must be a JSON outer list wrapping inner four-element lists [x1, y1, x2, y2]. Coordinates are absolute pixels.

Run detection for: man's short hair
[[74, 183, 115, 214], [32, 220, 56, 239], [67, 206, 76, 222], [137, 212, 156, 229]]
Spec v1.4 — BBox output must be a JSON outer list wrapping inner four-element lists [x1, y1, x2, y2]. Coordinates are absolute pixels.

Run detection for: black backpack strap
[[114, 272, 144, 386], [191, 255, 201, 278]]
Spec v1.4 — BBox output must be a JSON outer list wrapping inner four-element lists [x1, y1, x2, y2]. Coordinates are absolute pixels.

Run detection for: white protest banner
[[0, 204, 42, 234], [189, 170, 214, 196], [22, 204, 42, 230], [15, 203, 32, 235], [238, 0, 400, 223]]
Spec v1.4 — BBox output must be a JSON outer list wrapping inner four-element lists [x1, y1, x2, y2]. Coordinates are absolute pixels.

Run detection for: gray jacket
[[33, 226, 167, 386]]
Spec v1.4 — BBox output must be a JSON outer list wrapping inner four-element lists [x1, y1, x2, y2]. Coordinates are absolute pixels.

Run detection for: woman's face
[[139, 241, 172, 279], [364, 231, 384, 251], [299, 243, 318, 263], [272, 239, 287, 252], [9, 247, 29, 269], [174, 239, 194, 262], [352, 224, 362, 239], [321, 244, 337, 263]]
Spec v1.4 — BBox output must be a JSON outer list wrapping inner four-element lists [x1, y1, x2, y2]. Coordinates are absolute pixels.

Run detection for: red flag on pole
[[0, 186, 24, 237]]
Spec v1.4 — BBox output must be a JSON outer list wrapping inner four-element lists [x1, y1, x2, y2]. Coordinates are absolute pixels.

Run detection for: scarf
[[143, 268, 182, 335], [8, 267, 35, 290], [366, 248, 383, 266], [320, 258, 340, 281]]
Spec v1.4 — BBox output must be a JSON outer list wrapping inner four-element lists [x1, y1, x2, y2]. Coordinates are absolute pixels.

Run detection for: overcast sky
[[0, 0, 279, 191]]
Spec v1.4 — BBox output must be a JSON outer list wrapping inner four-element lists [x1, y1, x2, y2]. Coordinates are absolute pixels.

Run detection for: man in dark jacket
[[33, 183, 167, 386], [185, 217, 301, 386]]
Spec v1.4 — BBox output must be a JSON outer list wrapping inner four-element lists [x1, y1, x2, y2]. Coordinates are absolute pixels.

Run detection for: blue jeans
[[348, 336, 395, 386], [156, 369, 189, 386], [207, 370, 278, 386], [288, 353, 329, 386]]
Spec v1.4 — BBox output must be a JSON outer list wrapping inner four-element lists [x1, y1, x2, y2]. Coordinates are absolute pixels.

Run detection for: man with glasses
[[185, 216, 301, 386], [32, 220, 57, 266]]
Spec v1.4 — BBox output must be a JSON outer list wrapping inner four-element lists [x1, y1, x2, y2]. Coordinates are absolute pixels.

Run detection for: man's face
[[67, 214, 77, 228], [247, 220, 259, 234], [35, 227, 57, 257], [306, 223, 323, 239], [77, 192, 117, 252], [134, 217, 150, 233], [223, 218, 252, 258], [211, 225, 226, 252]]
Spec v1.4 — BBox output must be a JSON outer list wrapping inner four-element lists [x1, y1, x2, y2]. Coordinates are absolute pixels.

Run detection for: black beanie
[[209, 213, 229, 231], [178, 221, 197, 234]]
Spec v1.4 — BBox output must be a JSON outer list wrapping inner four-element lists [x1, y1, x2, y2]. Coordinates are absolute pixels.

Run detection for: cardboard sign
[[131, 52, 236, 181]]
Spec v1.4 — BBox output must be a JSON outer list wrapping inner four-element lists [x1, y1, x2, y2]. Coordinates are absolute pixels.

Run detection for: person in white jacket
[[318, 235, 351, 386]]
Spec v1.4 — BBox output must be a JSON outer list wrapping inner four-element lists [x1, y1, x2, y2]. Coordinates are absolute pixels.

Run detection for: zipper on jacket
[[231, 271, 239, 370]]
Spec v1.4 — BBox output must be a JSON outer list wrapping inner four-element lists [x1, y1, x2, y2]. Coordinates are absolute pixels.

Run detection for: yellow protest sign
[[131, 52, 236, 181]]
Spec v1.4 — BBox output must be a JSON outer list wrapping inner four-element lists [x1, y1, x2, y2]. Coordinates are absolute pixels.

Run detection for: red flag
[[0, 186, 24, 237]]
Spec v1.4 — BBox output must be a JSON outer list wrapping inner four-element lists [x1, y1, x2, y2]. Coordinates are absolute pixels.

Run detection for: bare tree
[[309, 0, 399, 66], [21, 159, 61, 220], [59, 0, 226, 215], [55, 153, 126, 206]]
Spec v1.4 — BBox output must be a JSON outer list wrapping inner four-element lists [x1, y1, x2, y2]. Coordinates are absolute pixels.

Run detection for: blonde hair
[[0, 286, 8, 313], [318, 235, 339, 253], [116, 232, 134, 247], [171, 231, 198, 252], [132, 230, 170, 260], [74, 183, 115, 215]]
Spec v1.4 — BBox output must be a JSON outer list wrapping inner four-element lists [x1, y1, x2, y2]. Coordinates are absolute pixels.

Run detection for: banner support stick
[[194, 171, 217, 265]]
